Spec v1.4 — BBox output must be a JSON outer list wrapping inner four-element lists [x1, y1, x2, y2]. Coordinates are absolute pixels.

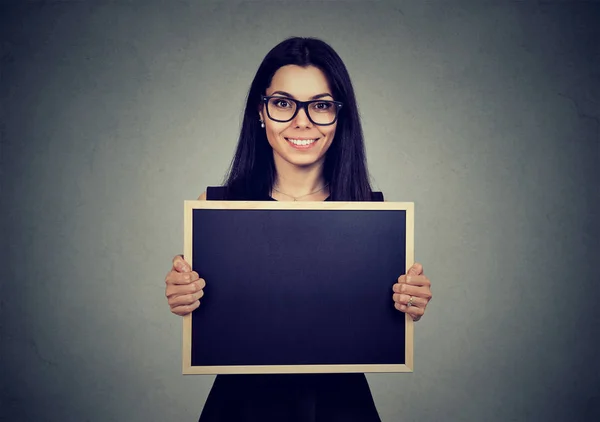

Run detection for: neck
[[271, 153, 328, 201]]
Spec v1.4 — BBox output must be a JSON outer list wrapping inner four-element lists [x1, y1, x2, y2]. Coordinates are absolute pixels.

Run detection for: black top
[[197, 186, 384, 422], [206, 185, 384, 203]]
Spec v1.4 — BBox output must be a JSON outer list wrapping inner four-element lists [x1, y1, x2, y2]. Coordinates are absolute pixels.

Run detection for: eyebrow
[[270, 91, 334, 100]]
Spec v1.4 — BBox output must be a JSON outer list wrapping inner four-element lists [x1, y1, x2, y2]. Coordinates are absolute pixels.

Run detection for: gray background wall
[[1, 1, 598, 421]]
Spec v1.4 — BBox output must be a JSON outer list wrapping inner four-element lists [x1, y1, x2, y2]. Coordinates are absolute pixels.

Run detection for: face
[[259, 65, 338, 169]]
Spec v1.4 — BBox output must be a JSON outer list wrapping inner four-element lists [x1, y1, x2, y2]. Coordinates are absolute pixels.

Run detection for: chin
[[285, 154, 325, 168]]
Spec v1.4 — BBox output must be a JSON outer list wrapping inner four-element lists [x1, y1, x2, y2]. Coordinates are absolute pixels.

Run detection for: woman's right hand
[[165, 255, 205, 316]]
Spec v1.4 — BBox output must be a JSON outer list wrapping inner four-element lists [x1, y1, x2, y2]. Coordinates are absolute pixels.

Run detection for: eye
[[272, 98, 293, 108], [312, 101, 333, 111]]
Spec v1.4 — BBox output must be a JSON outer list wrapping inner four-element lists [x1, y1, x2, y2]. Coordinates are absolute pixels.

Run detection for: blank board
[[182, 200, 414, 374]]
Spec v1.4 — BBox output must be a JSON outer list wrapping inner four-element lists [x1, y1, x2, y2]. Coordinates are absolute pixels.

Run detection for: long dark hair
[[223, 37, 374, 201]]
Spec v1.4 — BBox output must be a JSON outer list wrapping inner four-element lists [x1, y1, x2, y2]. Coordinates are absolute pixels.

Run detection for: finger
[[405, 305, 425, 320], [393, 276, 429, 291], [394, 301, 425, 319], [404, 285, 432, 300], [172, 255, 191, 273], [392, 282, 431, 299], [165, 271, 201, 286], [165, 279, 204, 297], [165, 279, 205, 297], [396, 274, 407, 285], [171, 300, 201, 316], [169, 290, 204, 307], [408, 262, 423, 276], [395, 273, 429, 286], [392, 293, 427, 308], [405, 275, 430, 287]]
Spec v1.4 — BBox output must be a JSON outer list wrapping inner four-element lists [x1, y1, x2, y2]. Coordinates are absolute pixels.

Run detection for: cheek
[[322, 126, 337, 143], [265, 123, 288, 145]]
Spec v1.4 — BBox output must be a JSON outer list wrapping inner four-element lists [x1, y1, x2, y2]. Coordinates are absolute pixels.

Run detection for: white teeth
[[287, 138, 317, 146]]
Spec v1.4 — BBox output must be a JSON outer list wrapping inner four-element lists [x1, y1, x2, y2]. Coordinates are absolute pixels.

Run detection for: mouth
[[285, 137, 320, 150]]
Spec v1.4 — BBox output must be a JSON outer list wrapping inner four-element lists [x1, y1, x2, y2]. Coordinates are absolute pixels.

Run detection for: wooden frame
[[182, 200, 415, 375]]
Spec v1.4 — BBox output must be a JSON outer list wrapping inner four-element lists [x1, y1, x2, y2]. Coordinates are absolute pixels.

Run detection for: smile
[[285, 138, 319, 149]]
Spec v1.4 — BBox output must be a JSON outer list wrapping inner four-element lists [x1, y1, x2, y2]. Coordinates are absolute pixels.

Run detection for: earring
[[260, 120, 265, 128]]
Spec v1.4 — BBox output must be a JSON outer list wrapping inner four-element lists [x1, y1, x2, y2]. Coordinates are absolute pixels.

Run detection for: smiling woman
[[163, 37, 433, 421], [219, 37, 377, 203]]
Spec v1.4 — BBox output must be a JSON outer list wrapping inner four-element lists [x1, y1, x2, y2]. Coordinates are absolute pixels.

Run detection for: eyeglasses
[[261, 95, 343, 126]]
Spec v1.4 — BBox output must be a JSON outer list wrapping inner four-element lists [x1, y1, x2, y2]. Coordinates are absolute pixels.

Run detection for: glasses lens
[[308, 101, 337, 125], [267, 97, 297, 121], [267, 98, 338, 125]]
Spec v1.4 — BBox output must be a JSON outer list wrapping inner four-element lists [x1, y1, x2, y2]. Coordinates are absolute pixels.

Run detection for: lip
[[285, 137, 320, 150]]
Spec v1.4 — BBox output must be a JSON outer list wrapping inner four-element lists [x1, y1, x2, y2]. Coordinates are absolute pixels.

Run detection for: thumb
[[173, 255, 190, 272], [408, 262, 423, 276]]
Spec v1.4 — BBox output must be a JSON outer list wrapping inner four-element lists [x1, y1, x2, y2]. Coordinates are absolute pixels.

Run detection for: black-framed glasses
[[261, 95, 343, 126]]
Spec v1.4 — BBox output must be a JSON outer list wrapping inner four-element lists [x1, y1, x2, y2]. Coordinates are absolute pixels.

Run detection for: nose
[[292, 106, 312, 128]]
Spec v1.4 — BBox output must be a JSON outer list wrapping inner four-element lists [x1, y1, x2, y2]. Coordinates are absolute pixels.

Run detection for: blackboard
[[182, 201, 414, 374]]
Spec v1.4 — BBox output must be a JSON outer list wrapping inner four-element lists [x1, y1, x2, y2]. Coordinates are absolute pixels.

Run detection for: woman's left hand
[[392, 263, 432, 322]]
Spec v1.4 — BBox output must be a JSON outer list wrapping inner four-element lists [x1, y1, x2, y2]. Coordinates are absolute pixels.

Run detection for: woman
[[164, 37, 433, 421]]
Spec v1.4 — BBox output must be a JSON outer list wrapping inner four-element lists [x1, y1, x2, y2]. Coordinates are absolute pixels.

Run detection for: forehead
[[266, 65, 332, 98]]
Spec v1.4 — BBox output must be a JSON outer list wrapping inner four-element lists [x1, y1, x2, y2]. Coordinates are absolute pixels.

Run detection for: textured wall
[[1, 1, 598, 421]]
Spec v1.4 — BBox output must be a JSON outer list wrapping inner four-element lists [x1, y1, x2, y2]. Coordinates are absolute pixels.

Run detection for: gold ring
[[407, 296, 414, 307]]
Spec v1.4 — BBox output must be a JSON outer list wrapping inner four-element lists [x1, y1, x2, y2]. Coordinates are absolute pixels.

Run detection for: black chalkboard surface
[[182, 201, 414, 374]]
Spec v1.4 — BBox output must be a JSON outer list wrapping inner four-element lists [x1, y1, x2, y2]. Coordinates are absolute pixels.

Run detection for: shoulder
[[371, 191, 384, 202], [201, 186, 229, 200]]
